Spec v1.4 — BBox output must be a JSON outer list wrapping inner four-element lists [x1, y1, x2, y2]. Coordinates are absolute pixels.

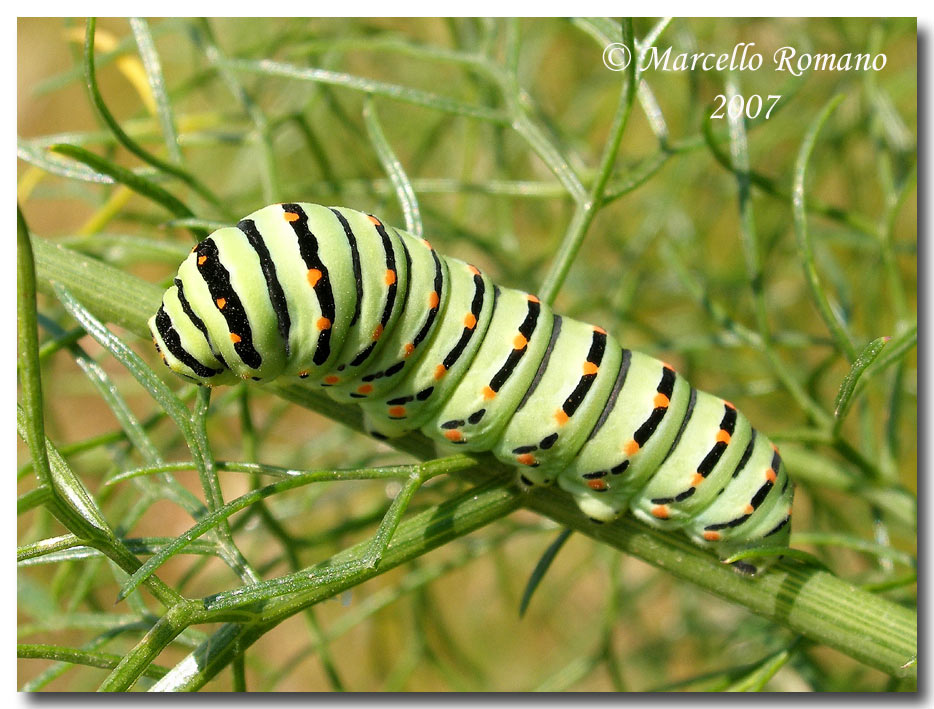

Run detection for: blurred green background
[[18, 18, 916, 691]]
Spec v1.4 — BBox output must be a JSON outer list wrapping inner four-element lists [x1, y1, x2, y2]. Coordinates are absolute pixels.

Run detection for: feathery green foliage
[[18, 18, 916, 691]]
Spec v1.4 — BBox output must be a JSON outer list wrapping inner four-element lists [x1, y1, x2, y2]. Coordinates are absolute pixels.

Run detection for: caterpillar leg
[[572, 492, 623, 523], [516, 466, 552, 489], [362, 412, 407, 440], [729, 560, 761, 576]]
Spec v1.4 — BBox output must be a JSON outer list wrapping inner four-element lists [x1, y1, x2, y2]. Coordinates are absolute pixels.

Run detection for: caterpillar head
[[149, 280, 238, 387], [149, 228, 291, 386]]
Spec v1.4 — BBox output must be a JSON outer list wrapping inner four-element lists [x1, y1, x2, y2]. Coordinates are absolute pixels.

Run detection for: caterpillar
[[149, 202, 794, 572]]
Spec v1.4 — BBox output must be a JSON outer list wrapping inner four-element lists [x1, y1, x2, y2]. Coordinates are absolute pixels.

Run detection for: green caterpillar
[[150, 202, 794, 572]]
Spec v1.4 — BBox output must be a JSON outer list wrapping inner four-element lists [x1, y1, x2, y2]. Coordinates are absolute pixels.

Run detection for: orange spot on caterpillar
[[527, 294, 540, 303], [703, 531, 721, 541], [745, 504, 755, 514], [661, 361, 675, 371], [716, 430, 731, 445], [357, 383, 373, 394], [588, 479, 607, 491], [404, 343, 415, 357], [323, 375, 340, 385], [372, 324, 384, 341], [691, 472, 704, 487], [513, 333, 528, 349], [724, 400, 736, 410], [307, 269, 322, 287], [651, 505, 669, 519], [216, 298, 227, 309], [623, 440, 640, 456], [770, 442, 780, 453], [421, 239, 433, 250], [434, 364, 447, 380], [593, 326, 607, 335], [283, 212, 299, 222], [444, 430, 463, 442], [388, 405, 406, 418], [198, 255, 207, 265], [463, 313, 477, 329], [582, 361, 599, 376], [368, 215, 382, 226], [428, 291, 440, 309], [482, 385, 496, 400], [765, 468, 777, 483], [653, 393, 670, 408], [317, 317, 331, 330], [517, 453, 536, 466], [555, 409, 569, 426], [384, 269, 396, 286], [230, 333, 242, 344]]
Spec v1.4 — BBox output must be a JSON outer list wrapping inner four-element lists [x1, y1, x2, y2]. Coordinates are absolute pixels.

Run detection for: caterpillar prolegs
[[149, 203, 794, 571]]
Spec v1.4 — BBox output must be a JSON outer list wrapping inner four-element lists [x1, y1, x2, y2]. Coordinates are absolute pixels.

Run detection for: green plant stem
[[701, 112, 878, 239], [793, 95, 857, 361], [498, 21, 586, 204], [363, 98, 423, 237], [153, 474, 915, 691], [17, 207, 51, 488], [534, 486, 914, 672], [98, 600, 204, 691], [223, 56, 507, 124], [84, 18, 227, 216], [128, 17, 182, 164], [538, 19, 636, 305], [150, 477, 522, 691], [193, 19, 280, 203], [49, 143, 206, 241], [18, 644, 169, 680]]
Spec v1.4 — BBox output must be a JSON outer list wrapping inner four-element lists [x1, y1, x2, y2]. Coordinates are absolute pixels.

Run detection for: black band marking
[[516, 315, 562, 412], [155, 306, 221, 378], [174, 278, 227, 369], [632, 367, 676, 446], [238, 218, 291, 355], [329, 208, 364, 327], [587, 348, 632, 441], [732, 431, 758, 479], [441, 269, 487, 371], [282, 204, 335, 366], [489, 296, 541, 393], [561, 330, 607, 417], [348, 217, 399, 368], [194, 238, 262, 369]]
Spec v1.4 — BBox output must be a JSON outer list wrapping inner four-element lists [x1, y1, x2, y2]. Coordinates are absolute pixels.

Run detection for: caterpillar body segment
[[560, 352, 693, 520], [491, 318, 623, 485], [150, 202, 794, 571], [422, 288, 555, 453], [359, 259, 495, 439]]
